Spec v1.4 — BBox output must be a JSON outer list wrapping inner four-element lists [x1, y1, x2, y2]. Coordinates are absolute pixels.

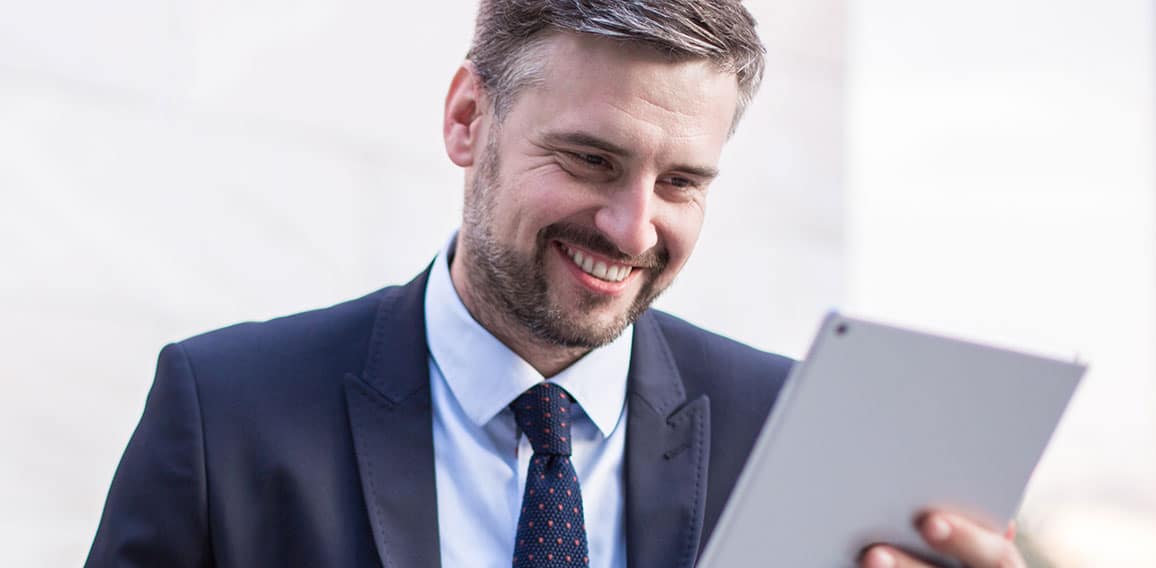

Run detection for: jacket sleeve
[[85, 343, 213, 567]]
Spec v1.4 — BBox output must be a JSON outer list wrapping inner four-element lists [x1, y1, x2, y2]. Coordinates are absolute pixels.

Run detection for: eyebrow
[[542, 131, 632, 158], [539, 130, 721, 180]]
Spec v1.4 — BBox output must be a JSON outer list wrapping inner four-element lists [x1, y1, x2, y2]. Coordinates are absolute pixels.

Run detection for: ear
[[443, 63, 486, 168]]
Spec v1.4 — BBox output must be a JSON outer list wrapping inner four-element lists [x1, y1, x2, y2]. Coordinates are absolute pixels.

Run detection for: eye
[[558, 151, 616, 181], [661, 175, 703, 191], [571, 152, 609, 168], [658, 174, 708, 203]]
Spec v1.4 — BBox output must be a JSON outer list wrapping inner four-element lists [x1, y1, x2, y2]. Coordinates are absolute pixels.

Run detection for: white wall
[[848, 1, 1156, 565], [0, 1, 845, 564], [10, 1, 1150, 565]]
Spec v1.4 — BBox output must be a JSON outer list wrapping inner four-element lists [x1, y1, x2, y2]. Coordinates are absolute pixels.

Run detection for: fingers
[[859, 545, 934, 568], [918, 513, 1026, 568], [858, 515, 1026, 568], [860, 543, 901, 566], [860, 545, 898, 568]]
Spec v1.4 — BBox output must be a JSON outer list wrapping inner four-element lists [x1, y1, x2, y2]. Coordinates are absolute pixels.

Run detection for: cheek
[[505, 168, 600, 227], [660, 206, 706, 269]]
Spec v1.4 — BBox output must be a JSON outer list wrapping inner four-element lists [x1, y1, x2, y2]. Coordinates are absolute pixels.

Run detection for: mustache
[[539, 223, 668, 270]]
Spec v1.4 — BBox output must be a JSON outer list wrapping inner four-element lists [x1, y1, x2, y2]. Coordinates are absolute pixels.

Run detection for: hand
[[859, 512, 1024, 568]]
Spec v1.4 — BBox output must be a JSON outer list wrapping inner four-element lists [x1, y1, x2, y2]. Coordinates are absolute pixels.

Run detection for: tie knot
[[510, 382, 575, 456]]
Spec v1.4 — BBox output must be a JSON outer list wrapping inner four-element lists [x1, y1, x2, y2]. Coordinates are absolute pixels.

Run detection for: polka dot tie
[[510, 382, 589, 567]]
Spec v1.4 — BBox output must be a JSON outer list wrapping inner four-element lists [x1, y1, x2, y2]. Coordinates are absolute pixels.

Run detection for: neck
[[449, 250, 589, 378]]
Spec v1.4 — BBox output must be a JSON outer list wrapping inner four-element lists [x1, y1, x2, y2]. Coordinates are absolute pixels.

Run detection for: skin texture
[[442, 30, 1029, 568], [443, 32, 736, 377], [860, 514, 1025, 568]]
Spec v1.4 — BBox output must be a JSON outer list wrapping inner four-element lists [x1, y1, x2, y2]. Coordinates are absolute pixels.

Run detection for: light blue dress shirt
[[424, 236, 632, 568]]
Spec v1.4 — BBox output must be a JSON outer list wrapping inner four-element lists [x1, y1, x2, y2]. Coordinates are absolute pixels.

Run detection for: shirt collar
[[424, 233, 632, 437]]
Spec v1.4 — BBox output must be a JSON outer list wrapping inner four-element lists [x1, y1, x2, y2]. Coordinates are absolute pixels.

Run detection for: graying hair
[[467, 0, 766, 133]]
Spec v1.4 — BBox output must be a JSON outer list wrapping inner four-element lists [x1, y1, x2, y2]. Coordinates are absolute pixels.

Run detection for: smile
[[559, 244, 634, 283]]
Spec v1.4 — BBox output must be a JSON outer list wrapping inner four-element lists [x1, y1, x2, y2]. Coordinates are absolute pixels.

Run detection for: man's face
[[454, 33, 739, 349]]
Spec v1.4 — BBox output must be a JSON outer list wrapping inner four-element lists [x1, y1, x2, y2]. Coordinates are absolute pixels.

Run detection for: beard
[[458, 135, 670, 349]]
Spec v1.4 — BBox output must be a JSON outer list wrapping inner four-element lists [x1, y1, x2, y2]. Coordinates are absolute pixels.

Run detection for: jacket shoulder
[[175, 287, 392, 391], [649, 309, 794, 399]]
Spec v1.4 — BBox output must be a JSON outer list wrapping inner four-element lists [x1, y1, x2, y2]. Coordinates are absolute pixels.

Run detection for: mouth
[[556, 242, 635, 284]]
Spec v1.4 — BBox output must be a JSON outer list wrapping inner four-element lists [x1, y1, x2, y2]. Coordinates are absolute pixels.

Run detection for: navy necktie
[[511, 382, 589, 567]]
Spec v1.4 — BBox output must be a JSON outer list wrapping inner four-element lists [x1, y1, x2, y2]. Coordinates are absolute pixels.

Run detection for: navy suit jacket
[[86, 269, 792, 567]]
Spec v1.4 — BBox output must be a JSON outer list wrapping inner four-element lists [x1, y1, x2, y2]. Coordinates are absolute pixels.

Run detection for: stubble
[[458, 133, 670, 349]]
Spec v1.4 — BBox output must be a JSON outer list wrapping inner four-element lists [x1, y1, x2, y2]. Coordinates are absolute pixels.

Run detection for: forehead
[[508, 32, 739, 159]]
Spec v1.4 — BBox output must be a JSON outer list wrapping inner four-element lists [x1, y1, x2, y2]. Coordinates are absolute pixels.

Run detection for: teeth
[[563, 245, 633, 283]]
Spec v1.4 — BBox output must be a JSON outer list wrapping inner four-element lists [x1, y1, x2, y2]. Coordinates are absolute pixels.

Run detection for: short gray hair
[[468, 0, 766, 132]]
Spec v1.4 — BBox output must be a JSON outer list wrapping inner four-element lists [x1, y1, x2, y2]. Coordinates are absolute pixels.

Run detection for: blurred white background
[[849, 2, 1156, 565], [0, 0, 1151, 565]]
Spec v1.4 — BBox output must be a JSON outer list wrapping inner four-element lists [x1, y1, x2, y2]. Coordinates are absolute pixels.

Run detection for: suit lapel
[[342, 271, 712, 567], [625, 311, 712, 568], [344, 270, 441, 568]]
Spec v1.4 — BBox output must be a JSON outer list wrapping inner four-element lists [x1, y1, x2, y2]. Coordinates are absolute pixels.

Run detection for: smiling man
[[86, 2, 1027, 567], [446, 31, 735, 375]]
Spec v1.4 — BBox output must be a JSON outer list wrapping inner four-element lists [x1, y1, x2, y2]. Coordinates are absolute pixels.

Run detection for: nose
[[593, 177, 659, 258]]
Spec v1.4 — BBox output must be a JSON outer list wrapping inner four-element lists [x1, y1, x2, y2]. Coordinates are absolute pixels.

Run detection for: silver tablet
[[698, 312, 1085, 567]]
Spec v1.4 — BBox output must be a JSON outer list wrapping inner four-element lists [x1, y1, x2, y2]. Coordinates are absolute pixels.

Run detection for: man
[[86, 1, 1028, 567]]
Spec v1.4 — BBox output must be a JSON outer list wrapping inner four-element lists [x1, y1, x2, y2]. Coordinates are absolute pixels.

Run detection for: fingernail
[[926, 516, 952, 541], [866, 547, 896, 568]]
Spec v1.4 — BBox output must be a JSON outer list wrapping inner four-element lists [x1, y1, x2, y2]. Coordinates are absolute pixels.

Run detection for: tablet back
[[697, 312, 1085, 567]]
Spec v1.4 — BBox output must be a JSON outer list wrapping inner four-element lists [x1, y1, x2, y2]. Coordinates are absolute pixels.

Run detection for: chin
[[533, 298, 636, 348]]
